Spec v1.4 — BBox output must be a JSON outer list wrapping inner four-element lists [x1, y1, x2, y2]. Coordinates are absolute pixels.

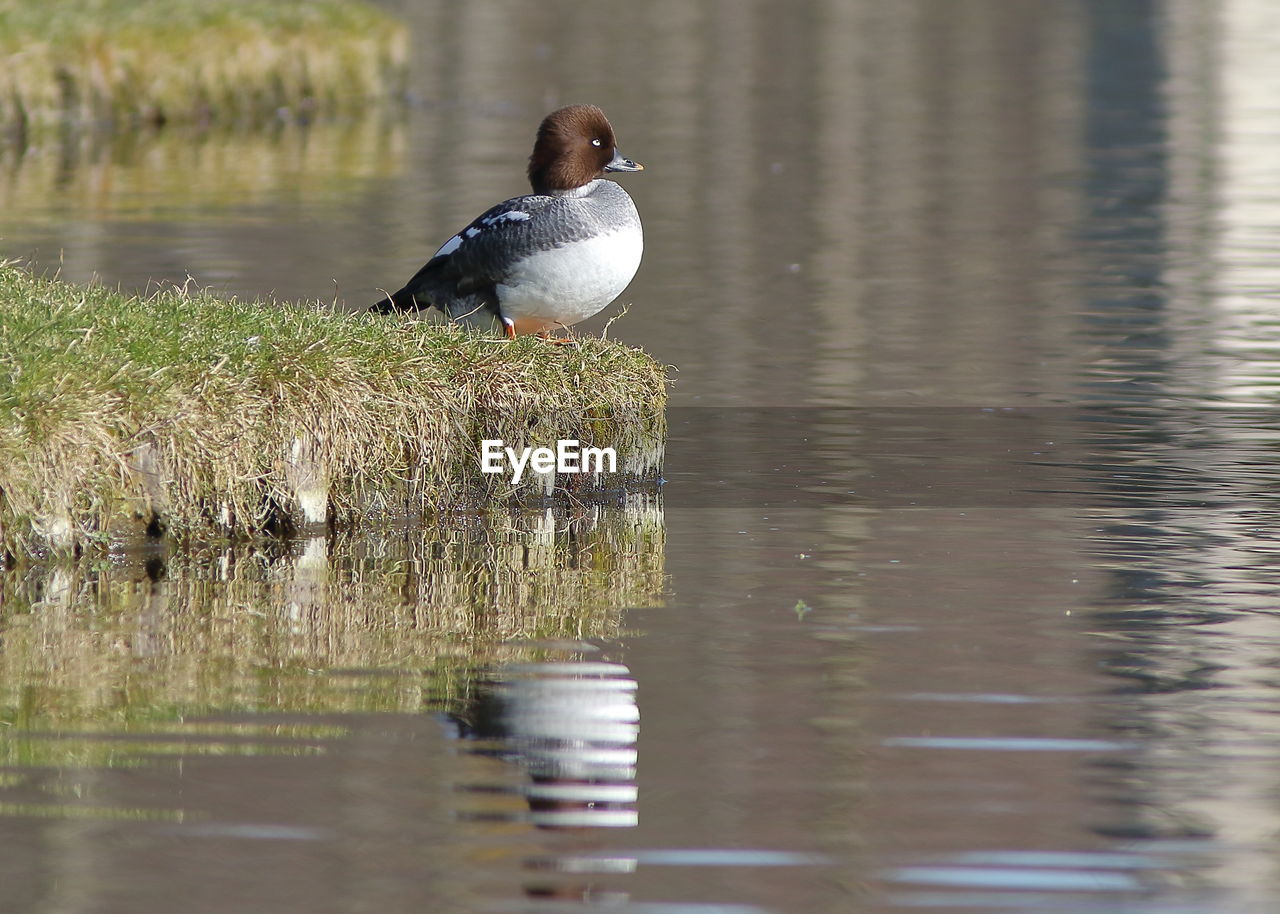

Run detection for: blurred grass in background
[[0, 0, 408, 133]]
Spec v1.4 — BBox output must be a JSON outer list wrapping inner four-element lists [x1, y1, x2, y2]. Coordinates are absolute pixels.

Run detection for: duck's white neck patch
[[552, 180, 602, 199]]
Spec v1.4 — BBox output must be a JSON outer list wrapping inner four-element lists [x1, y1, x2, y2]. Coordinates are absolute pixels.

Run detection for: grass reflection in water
[[0, 500, 665, 790]]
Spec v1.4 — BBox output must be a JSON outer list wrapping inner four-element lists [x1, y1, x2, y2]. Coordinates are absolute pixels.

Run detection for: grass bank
[[0, 0, 407, 133], [0, 264, 667, 557]]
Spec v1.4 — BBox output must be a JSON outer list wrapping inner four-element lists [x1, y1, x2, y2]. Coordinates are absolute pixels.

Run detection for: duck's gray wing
[[370, 194, 590, 319]]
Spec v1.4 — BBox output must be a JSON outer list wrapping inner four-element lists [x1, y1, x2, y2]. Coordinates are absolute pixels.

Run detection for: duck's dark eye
[[590, 138, 603, 147]]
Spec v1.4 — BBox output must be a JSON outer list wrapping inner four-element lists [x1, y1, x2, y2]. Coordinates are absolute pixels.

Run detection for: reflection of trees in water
[[1067, 3, 1280, 874], [1083, 499, 1280, 884], [0, 500, 664, 768]]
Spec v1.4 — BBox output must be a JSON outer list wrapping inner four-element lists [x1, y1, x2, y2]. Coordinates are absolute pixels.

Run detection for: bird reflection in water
[[447, 659, 641, 903]]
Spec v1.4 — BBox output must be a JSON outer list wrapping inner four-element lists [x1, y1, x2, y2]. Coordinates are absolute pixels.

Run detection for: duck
[[371, 104, 644, 339]]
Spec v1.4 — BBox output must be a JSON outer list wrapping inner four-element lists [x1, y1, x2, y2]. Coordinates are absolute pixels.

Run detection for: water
[[4, 0, 1280, 910]]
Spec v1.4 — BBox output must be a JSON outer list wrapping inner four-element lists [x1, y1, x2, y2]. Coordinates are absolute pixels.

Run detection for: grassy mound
[[0, 0, 407, 132], [0, 265, 667, 556]]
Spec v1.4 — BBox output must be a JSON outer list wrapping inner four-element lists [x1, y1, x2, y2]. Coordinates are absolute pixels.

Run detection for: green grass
[[0, 0, 408, 131], [0, 264, 668, 556]]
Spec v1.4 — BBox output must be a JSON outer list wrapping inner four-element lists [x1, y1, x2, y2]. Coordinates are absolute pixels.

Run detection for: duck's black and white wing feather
[[370, 193, 602, 320]]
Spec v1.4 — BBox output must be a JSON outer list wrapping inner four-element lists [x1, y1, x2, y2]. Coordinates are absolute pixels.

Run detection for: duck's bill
[[605, 149, 644, 172]]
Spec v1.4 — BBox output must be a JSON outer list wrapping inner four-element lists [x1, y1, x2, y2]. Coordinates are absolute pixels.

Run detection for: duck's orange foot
[[535, 330, 575, 345]]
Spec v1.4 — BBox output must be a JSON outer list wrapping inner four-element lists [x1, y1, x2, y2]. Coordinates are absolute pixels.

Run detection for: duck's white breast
[[497, 223, 643, 328]]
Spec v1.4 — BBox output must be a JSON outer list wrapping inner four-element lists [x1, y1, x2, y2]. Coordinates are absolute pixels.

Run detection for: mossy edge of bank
[[0, 0, 408, 132], [0, 264, 668, 558]]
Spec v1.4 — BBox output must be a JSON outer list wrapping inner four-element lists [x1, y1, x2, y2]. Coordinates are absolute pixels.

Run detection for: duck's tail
[[368, 287, 419, 313]]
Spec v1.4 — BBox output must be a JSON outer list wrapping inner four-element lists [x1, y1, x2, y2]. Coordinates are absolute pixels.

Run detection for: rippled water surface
[[5, 0, 1280, 911]]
